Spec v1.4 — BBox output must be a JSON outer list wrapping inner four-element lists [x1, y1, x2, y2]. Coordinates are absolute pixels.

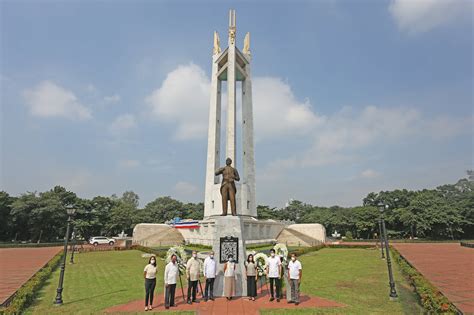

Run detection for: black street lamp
[[69, 230, 77, 264], [378, 219, 385, 259], [378, 202, 398, 300], [54, 205, 76, 305]]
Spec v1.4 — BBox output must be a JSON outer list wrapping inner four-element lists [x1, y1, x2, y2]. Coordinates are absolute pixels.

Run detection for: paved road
[[0, 247, 62, 305], [393, 243, 474, 314]]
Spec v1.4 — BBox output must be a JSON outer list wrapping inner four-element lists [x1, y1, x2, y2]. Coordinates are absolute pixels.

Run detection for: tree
[[121, 191, 139, 208], [144, 196, 186, 223], [257, 205, 279, 220], [0, 191, 15, 240], [10, 192, 41, 241]]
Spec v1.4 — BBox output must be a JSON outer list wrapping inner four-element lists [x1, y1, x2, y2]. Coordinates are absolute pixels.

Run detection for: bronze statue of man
[[215, 158, 240, 216]]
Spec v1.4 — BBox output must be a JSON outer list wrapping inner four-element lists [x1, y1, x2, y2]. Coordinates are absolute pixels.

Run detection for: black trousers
[[165, 284, 176, 307], [247, 276, 257, 297], [269, 277, 281, 299], [187, 280, 198, 301], [204, 278, 215, 298], [144, 278, 156, 306]]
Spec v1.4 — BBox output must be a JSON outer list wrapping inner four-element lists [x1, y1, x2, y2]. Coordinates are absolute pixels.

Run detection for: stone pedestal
[[212, 216, 247, 297]]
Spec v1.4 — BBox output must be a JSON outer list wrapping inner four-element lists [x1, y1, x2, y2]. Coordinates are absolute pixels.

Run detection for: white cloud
[[253, 77, 324, 140], [23, 81, 92, 120], [173, 181, 201, 201], [146, 63, 210, 140], [308, 105, 420, 160], [104, 94, 121, 104], [260, 105, 469, 179], [360, 169, 380, 179], [389, 0, 471, 34], [57, 169, 95, 192], [117, 159, 140, 168], [86, 84, 97, 93], [108, 114, 136, 135], [146, 64, 323, 141]]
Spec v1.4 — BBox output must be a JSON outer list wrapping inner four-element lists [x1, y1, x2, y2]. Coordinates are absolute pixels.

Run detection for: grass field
[[263, 248, 423, 315], [24, 250, 192, 314], [26, 247, 422, 314]]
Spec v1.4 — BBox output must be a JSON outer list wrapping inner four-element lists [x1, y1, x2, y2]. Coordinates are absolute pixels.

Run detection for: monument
[[215, 158, 240, 216], [133, 10, 328, 296]]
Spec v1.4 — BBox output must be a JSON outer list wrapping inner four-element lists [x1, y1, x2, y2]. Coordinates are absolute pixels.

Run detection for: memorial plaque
[[219, 236, 239, 263]]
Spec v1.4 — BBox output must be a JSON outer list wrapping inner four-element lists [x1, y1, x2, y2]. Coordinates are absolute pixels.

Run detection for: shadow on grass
[[63, 289, 127, 305]]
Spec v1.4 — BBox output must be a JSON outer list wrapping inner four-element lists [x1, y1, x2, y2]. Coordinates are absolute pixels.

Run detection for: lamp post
[[69, 230, 77, 264], [54, 205, 76, 305], [378, 203, 398, 300], [378, 219, 385, 259]]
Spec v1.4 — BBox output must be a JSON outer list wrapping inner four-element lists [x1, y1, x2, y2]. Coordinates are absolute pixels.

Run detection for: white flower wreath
[[273, 243, 289, 262], [254, 252, 268, 277], [166, 245, 188, 273]]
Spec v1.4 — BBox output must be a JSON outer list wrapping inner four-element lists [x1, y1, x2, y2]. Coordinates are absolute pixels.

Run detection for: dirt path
[[105, 286, 344, 314], [393, 243, 474, 314], [0, 247, 62, 305]]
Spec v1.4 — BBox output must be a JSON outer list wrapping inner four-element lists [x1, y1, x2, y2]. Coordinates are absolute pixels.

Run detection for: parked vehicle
[[89, 236, 115, 246]]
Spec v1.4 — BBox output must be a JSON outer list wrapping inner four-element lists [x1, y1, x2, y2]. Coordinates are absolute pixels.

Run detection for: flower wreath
[[166, 245, 188, 273], [254, 252, 269, 277]]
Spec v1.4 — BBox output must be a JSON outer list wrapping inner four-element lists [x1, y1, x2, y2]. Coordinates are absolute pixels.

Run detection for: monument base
[[177, 217, 285, 246], [132, 221, 327, 248], [212, 216, 247, 297]]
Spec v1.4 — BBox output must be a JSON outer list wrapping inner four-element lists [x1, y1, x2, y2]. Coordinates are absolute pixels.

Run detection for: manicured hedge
[[391, 248, 459, 314], [130, 244, 167, 258], [326, 244, 376, 249], [460, 241, 474, 248], [1, 251, 63, 314]]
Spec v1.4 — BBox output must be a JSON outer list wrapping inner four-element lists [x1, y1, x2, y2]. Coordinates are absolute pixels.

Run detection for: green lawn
[[262, 248, 423, 315], [26, 247, 423, 314], [25, 250, 190, 314]]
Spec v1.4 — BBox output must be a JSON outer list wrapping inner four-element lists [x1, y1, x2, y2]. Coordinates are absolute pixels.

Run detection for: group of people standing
[[142, 249, 303, 311]]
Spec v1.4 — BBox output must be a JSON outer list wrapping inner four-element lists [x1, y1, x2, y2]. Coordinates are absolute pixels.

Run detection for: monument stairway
[[276, 228, 323, 247], [139, 228, 184, 247]]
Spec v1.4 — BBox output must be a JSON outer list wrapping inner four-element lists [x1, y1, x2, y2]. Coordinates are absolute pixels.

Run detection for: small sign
[[219, 236, 239, 263]]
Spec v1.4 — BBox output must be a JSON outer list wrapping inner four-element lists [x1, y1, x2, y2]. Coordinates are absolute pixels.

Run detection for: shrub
[[345, 231, 353, 240], [130, 244, 167, 258], [391, 248, 458, 314], [1, 251, 63, 314]]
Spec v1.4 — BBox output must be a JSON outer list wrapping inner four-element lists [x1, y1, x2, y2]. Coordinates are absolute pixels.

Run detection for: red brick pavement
[[393, 243, 474, 314], [106, 286, 345, 314], [0, 247, 62, 305]]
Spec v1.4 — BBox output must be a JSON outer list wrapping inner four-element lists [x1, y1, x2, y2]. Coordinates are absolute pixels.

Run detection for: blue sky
[[1, 0, 472, 207]]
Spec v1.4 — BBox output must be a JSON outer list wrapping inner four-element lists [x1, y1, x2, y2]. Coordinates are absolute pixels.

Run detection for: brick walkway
[[0, 247, 62, 305], [106, 286, 344, 314], [393, 243, 474, 314]]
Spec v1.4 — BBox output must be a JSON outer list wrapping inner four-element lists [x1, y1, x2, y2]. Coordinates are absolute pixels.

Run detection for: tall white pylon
[[204, 10, 256, 218]]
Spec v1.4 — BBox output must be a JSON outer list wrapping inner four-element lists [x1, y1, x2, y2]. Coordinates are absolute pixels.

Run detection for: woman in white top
[[223, 255, 236, 300], [143, 256, 157, 311]]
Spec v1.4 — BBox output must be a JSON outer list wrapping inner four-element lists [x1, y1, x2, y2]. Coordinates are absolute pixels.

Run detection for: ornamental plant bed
[[1, 251, 63, 314], [390, 248, 459, 314]]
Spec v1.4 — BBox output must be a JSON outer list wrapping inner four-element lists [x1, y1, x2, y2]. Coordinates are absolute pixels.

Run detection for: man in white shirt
[[287, 253, 302, 305], [164, 254, 179, 309], [266, 249, 282, 302], [203, 251, 217, 301]]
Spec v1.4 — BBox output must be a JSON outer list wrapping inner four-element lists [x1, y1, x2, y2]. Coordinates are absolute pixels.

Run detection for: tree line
[[258, 178, 473, 240], [0, 177, 472, 242]]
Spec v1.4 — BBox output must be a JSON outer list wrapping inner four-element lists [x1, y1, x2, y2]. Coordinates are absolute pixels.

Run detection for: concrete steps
[[276, 228, 323, 247]]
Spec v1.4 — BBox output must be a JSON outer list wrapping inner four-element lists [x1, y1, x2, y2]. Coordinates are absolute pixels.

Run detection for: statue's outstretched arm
[[215, 167, 224, 176]]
